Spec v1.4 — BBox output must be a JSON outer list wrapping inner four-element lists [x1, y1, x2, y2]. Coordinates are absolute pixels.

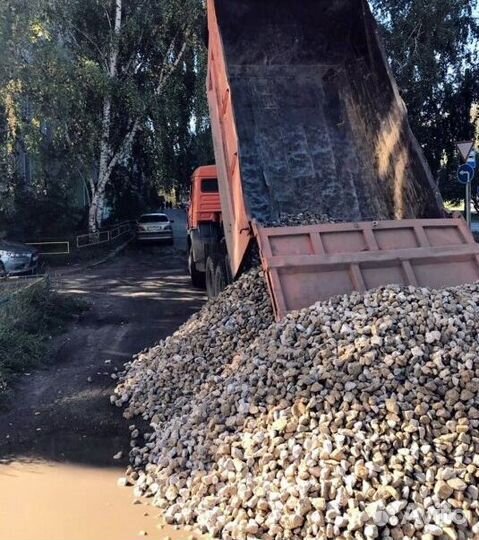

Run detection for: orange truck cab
[[187, 165, 225, 287]]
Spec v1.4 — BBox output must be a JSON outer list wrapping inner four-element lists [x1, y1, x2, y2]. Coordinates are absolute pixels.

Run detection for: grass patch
[[0, 278, 86, 401]]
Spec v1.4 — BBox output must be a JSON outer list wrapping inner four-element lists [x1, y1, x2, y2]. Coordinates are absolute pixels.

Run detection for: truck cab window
[[201, 179, 219, 193]]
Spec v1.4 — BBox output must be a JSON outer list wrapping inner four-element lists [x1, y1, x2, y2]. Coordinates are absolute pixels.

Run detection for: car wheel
[[189, 249, 205, 288], [205, 255, 217, 299], [0, 262, 6, 279]]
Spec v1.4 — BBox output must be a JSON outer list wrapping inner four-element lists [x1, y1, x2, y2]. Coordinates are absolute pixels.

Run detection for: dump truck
[[187, 165, 222, 288], [196, 0, 479, 320]]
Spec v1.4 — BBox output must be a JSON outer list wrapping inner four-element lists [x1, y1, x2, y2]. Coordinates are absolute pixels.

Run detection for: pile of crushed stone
[[114, 272, 479, 540]]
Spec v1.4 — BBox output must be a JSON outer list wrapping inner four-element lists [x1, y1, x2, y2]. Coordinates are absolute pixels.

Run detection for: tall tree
[[0, 0, 207, 236], [0, 0, 85, 237], [50, 0, 204, 231], [370, 0, 479, 207]]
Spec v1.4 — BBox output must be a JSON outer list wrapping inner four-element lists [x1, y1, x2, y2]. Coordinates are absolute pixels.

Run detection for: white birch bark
[[87, 12, 189, 232], [88, 0, 122, 232], [94, 119, 140, 225]]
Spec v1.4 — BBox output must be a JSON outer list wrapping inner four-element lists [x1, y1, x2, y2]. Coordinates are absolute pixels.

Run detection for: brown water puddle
[[0, 461, 198, 540]]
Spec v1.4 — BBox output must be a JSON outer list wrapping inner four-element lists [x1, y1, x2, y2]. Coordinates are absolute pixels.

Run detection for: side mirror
[[170, 219, 175, 223]]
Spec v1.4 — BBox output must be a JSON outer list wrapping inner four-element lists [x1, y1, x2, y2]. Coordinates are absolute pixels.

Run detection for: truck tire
[[205, 255, 217, 299], [214, 257, 230, 296], [189, 248, 205, 288]]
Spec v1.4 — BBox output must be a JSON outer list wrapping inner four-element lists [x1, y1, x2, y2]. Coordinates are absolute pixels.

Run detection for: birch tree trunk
[[88, 0, 122, 233], [94, 120, 140, 226], [86, 3, 190, 233]]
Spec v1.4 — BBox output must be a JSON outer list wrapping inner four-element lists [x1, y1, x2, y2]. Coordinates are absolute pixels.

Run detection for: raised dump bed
[[208, 0, 445, 280], [255, 217, 479, 319], [207, 0, 479, 319]]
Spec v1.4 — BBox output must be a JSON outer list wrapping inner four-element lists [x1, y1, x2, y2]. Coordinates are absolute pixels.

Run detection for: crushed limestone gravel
[[113, 271, 479, 540]]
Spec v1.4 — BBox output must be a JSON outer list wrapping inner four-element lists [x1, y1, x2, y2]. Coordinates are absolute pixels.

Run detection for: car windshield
[[139, 215, 169, 223]]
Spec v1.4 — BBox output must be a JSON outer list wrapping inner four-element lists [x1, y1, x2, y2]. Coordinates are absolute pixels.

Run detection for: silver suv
[[136, 213, 174, 244], [0, 240, 40, 277]]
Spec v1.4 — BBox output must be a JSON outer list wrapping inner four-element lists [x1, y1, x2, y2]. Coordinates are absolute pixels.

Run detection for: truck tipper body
[[199, 0, 479, 319]]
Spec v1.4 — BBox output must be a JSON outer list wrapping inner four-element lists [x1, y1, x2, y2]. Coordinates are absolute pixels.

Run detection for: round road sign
[[457, 163, 475, 185]]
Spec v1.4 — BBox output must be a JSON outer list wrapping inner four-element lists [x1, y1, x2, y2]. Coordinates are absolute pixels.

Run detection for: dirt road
[[0, 212, 206, 540]]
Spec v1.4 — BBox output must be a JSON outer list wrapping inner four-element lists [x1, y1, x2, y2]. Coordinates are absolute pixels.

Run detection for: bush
[[0, 278, 86, 402]]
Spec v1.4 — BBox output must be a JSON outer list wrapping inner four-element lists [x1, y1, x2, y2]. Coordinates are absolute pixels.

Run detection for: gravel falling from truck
[[114, 272, 479, 540]]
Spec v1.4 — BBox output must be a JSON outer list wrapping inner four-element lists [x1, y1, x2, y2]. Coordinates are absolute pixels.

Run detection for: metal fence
[[25, 221, 135, 256], [76, 231, 110, 249], [25, 241, 71, 255]]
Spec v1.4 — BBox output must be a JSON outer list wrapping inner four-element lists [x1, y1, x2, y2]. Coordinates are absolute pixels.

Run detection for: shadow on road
[[0, 241, 205, 467]]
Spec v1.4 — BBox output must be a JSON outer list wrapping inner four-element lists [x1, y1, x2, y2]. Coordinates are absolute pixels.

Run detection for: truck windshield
[[201, 179, 218, 193]]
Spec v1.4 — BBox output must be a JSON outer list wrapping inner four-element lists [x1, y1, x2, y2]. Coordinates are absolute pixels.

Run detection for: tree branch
[[104, 5, 113, 32], [156, 35, 189, 94], [97, 119, 140, 190], [65, 24, 109, 69]]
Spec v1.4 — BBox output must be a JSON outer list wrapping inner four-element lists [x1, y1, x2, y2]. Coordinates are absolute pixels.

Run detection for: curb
[[51, 237, 133, 277]]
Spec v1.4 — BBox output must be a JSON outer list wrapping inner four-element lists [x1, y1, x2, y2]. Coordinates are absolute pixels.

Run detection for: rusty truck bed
[[208, 0, 445, 279], [255, 217, 479, 320]]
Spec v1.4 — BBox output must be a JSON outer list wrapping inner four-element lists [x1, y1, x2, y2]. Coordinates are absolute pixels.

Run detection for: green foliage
[[0, 279, 86, 399], [371, 0, 479, 207], [54, 0, 210, 202], [0, 0, 90, 237], [0, 0, 211, 237]]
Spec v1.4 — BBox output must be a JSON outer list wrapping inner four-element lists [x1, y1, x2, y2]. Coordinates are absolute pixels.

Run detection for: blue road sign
[[458, 163, 475, 185]]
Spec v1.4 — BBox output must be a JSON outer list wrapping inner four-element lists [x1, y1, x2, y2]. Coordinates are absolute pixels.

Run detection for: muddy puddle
[[0, 460, 199, 540], [0, 236, 208, 540]]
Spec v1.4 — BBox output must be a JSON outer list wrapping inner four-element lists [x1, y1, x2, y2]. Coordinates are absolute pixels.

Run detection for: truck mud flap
[[253, 217, 479, 320]]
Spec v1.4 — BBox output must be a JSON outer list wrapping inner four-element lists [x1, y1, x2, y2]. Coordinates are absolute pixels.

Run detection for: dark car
[[0, 240, 40, 277]]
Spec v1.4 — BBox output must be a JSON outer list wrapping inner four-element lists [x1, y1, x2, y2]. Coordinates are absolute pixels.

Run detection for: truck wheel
[[189, 249, 205, 288], [205, 256, 217, 299], [214, 258, 230, 296]]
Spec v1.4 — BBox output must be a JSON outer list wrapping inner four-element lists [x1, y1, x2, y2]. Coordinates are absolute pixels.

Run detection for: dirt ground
[[0, 212, 206, 540]]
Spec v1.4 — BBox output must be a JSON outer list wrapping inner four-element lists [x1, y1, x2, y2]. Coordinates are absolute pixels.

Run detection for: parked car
[[0, 240, 40, 277], [136, 213, 174, 244]]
